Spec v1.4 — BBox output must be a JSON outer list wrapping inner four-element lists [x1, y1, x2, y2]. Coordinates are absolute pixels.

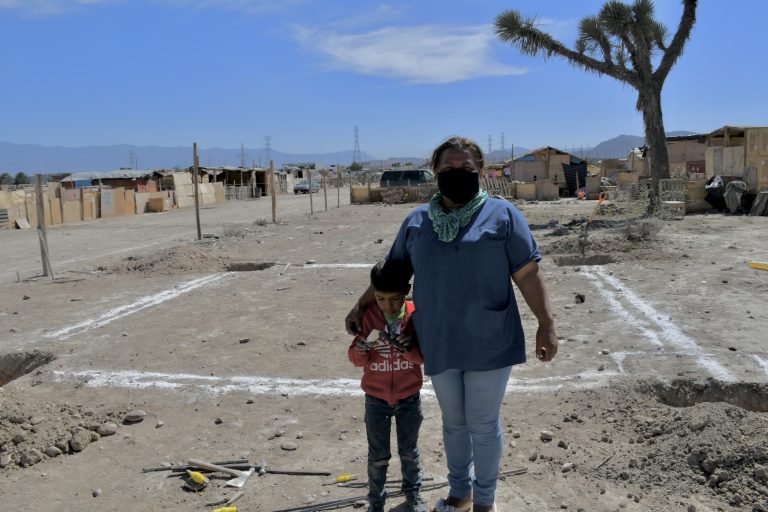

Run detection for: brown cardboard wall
[[513, 161, 546, 182], [537, 181, 559, 200], [50, 198, 62, 224], [516, 183, 536, 200], [122, 190, 136, 216], [62, 201, 81, 223]]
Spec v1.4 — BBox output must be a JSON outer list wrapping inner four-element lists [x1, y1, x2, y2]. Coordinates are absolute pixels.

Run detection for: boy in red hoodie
[[348, 260, 427, 512]]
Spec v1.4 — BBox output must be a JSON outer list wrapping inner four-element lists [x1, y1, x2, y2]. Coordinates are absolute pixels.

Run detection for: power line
[[488, 135, 492, 162], [353, 126, 362, 165], [263, 135, 272, 167], [240, 143, 247, 169]]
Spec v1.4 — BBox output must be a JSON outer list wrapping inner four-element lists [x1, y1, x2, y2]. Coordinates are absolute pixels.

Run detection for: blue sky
[[1, 0, 766, 160]]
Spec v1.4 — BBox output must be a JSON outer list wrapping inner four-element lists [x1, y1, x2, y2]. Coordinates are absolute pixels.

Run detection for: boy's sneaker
[[366, 504, 385, 512], [404, 493, 429, 512]]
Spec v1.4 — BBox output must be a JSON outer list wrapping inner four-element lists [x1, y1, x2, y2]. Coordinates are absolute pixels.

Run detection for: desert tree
[[495, 0, 697, 185], [14, 172, 31, 185]]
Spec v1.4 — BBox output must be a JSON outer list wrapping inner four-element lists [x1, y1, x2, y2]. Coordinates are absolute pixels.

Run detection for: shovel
[[188, 458, 255, 488]]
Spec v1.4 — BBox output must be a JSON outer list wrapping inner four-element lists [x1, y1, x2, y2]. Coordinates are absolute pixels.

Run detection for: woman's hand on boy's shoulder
[[345, 304, 365, 336]]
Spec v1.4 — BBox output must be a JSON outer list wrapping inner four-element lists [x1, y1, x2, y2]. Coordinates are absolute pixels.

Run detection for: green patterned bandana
[[428, 190, 488, 242]]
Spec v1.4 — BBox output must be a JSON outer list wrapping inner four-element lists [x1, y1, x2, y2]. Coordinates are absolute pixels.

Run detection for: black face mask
[[437, 168, 479, 204]]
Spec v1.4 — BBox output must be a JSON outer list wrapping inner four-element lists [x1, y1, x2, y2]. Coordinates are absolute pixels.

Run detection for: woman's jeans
[[365, 393, 424, 506], [431, 366, 512, 507]]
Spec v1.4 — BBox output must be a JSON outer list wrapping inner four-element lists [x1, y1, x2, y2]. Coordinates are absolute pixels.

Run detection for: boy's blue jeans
[[364, 392, 423, 507], [430, 366, 512, 507]]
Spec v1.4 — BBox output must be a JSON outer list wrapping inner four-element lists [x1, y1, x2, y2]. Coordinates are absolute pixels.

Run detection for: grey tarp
[[724, 181, 747, 213]]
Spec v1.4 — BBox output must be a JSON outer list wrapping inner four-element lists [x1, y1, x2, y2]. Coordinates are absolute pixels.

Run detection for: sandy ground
[[1, 190, 768, 512]]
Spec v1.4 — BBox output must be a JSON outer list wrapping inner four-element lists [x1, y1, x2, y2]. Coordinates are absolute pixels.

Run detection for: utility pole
[[240, 143, 247, 169], [500, 132, 505, 160], [263, 136, 272, 168], [488, 135, 492, 163], [353, 126, 361, 166]]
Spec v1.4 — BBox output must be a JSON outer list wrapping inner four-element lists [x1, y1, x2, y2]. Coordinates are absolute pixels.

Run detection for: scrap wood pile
[[480, 176, 515, 198]]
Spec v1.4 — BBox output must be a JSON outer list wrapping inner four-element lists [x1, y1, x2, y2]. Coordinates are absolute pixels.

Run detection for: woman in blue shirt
[[346, 136, 558, 512]]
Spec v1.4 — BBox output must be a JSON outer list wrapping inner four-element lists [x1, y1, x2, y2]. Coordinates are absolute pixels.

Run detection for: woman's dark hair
[[429, 136, 484, 172], [370, 259, 411, 293]]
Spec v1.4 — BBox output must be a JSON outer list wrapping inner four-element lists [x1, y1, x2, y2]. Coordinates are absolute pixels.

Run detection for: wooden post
[[270, 160, 276, 223], [35, 175, 51, 277], [309, 171, 314, 216], [367, 171, 372, 201], [323, 175, 328, 211], [349, 171, 354, 204], [98, 182, 103, 218], [57, 184, 64, 226], [192, 143, 202, 240], [337, 168, 341, 208]]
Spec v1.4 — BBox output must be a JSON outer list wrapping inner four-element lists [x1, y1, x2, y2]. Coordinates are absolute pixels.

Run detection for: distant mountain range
[[0, 132, 697, 173], [0, 142, 378, 173]]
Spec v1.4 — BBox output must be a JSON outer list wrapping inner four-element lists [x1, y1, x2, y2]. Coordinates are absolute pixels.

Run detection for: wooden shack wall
[[746, 128, 768, 190]]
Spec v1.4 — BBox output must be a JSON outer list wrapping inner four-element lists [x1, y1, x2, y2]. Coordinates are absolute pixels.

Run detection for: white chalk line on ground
[[52, 368, 618, 397], [752, 355, 768, 378], [581, 272, 664, 349], [46, 273, 232, 341], [301, 263, 372, 269], [582, 268, 736, 382]]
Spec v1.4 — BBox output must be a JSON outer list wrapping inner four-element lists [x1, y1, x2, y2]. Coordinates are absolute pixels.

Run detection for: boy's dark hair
[[370, 259, 411, 293]]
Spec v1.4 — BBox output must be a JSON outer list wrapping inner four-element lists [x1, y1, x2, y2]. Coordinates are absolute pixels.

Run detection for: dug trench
[[0, 350, 55, 387]]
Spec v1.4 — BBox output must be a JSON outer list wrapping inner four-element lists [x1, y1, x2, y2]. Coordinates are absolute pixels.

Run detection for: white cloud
[[0, 0, 303, 16], [0, 0, 118, 15], [294, 24, 527, 84], [173, 0, 308, 15], [536, 17, 579, 42]]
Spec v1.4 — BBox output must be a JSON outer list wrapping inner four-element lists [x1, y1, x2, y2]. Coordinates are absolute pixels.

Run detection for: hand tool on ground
[[188, 459, 256, 488], [142, 460, 247, 473], [171, 462, 331, 477], [207, 490, 245, 507], [211, 507, 237, 512], [253, 457, 330, 476], [321, 474, 358, 485], [182, 470, 210, 492], [749, 261, 768, 271], [337, 477, 435, 488]]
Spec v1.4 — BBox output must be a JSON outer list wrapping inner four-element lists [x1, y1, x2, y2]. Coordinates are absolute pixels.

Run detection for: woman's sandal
[[432, 495, 472, 512]]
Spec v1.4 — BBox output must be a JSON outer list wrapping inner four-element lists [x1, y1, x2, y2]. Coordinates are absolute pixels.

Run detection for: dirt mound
[[0, 401, 135, 470], [592, 381, 768, 509], [115, 244, 230, 275], [540, 231, 659, 256]]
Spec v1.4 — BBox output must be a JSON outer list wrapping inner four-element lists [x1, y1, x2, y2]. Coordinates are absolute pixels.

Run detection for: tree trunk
[[639, 86, 670, 186]]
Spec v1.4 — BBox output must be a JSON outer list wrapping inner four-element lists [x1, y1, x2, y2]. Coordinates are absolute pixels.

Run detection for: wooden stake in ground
[[367, 171, 372, 201], [323, 175, 328, 211], [34, 174, 52, 278], [192, 143, 202, 240], [309, 171, 314, 216], [270, 160, 276, 223], [57, 184, 64, 228], [337, 168, 341, 208]]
